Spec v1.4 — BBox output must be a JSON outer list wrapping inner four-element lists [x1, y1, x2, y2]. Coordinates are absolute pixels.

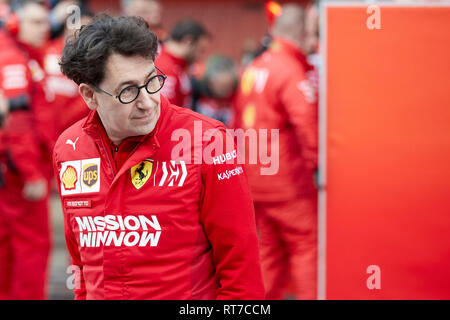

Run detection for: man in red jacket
[[234, 4, 318, 300], [0, 0, 51, 299], [155, 19, 210, 109], [54, 15, 264, 300]]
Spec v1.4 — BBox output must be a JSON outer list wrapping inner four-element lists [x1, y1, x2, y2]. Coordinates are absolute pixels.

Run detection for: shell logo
[[242, 103, 256, 128], [62, 165, 78, 190], [240, 68, 255, 96]]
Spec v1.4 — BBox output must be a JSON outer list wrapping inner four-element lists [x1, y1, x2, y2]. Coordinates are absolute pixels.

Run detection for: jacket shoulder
[[53, 116, 88, 159]]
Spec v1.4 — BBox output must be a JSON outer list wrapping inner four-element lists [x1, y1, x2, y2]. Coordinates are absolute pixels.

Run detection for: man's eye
[[120, 86, 138, 99]]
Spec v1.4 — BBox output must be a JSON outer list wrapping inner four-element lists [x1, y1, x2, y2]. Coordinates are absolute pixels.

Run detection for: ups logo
[[82, 163, 98, 187]]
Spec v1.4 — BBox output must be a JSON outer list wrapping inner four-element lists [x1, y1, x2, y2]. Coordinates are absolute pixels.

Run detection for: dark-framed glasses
[[93, 66, 167, 104]]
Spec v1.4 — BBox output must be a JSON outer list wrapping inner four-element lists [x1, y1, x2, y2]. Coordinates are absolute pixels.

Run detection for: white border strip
[[317, 0, 329, 301]]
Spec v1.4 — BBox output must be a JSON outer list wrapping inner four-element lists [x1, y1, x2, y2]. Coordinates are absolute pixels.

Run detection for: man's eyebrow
[[115, 68, 156, 92]]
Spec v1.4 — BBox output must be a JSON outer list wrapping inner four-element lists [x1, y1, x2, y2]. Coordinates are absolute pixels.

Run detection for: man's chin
[[130, 122, 157, 137]]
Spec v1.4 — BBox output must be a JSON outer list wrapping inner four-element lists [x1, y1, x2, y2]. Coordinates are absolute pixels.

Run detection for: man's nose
[[136, 89, 157, 110]]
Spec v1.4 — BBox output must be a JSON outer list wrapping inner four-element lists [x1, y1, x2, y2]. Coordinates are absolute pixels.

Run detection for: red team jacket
[[234, 38, 318, 202], [53, 95, 264, 299], [0, 30, 51, 188], [155, 45, 192, 108]]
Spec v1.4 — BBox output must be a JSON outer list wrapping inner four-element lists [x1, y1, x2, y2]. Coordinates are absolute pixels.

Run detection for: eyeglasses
[[93, 66, 167, 104]]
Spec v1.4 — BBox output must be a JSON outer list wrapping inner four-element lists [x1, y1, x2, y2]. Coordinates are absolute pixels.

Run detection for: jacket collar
[[81, 95, 172, 183]]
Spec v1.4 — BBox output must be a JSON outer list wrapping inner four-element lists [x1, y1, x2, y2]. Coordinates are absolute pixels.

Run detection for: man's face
[[18, 3, 50, 47], [93, 54, 161, 144], [186, 35, 210, 64], [304, 7, 319, 55], [208, 71, 236, 99], [124, 0, 162, 28]]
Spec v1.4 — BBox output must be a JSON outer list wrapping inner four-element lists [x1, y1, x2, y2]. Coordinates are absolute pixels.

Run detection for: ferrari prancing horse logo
[[131, 160, 153, 190]]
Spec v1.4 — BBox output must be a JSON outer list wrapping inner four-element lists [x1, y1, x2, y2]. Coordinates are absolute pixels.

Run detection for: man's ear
[[79, 83, 99, 111]]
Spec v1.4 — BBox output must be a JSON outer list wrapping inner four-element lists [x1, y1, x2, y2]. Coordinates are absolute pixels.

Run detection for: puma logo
[[66, 137, 79, 150]]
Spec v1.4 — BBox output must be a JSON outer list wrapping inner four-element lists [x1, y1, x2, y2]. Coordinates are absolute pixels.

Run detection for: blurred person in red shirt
[[191, 55, 238, 126], [234, 3, 319, 300], [121, 0, 167, 42], [155, 19, 210, 109], [43, 8, 92, 149], [0, 0, 52, 300]]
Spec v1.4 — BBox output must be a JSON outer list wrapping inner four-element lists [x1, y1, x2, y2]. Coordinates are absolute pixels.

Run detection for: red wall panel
[[323, 5, 450, 299]]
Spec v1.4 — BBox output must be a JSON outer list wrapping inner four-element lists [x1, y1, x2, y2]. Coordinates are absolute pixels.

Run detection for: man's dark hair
[[169, 19, 209, 43], [60, 14, 158, 86]]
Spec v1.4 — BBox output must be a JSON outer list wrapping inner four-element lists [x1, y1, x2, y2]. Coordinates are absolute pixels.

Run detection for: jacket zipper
[[96, 126, 117, 178]]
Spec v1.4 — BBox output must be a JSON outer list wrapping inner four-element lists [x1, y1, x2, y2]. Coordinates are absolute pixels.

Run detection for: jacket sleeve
[[279, 68, 318, 171], [0, 60, 46, 183], [199, 127, 265, 300], [53, 146, 87, 300]]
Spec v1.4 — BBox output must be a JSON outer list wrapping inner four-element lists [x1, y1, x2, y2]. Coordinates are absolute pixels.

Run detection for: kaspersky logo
[[75, 215, 161, 248]]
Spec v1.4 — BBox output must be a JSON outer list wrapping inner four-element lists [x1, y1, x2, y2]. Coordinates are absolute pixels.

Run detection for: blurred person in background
[[241, 1, 283, 67], [234, 3, 319, 300], [191, 55, 238, 126], [121, 0, 166, 41], [43, 7, 93, 149], [0, 0, 52, 299], [240, 38, 259, 68], [155, 19, 210, 109]]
